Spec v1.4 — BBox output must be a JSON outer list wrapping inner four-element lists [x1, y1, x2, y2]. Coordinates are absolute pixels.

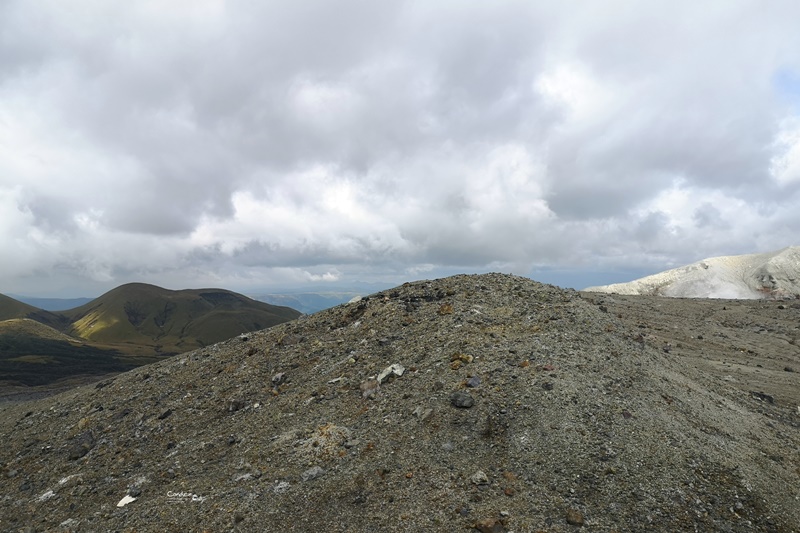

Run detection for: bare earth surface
[[0, 274, 798, 532]]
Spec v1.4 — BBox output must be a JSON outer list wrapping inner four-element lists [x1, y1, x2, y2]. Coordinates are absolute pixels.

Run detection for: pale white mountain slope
[[584, 246, 800, 299]]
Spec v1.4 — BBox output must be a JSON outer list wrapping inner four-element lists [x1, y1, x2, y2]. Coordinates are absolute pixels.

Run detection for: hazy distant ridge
[[584, 246, 800, 298]]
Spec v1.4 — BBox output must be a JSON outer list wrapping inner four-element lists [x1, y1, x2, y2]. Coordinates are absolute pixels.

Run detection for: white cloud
[[2, 1, 800, 295], [770, 118, 800, 185]]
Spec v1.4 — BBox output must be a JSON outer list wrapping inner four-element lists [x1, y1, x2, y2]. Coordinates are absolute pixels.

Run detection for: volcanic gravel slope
[[0, 274, 798, 532]]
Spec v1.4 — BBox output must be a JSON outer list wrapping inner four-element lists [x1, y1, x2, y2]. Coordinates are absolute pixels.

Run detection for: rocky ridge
[[0, 273, 798, 532], [585, 246, 800, 299]]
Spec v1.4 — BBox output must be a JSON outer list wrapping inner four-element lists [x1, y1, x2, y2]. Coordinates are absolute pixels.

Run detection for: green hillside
[[0, 293, 39, 319], [0, 318, 131, 387], [0, 284, 301, 392], [62, 283, 301, 353]]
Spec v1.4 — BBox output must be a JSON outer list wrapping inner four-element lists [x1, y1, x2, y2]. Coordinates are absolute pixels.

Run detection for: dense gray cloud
[[2, 1, 800, 296]]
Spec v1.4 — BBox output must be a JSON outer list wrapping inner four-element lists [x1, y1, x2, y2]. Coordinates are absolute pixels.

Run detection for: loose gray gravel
[[0, 273, 798, 532]]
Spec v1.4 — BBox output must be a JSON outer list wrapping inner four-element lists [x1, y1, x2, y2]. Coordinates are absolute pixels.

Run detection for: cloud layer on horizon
[[2, 1, 800, 295]]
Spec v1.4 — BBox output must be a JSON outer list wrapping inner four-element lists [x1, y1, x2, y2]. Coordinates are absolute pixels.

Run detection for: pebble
[[451, 391, 475, 408], [470, 470, 489, 485], [301, 466, 325, 482], [413, 406, 433, 421], [565, 508, 584, 526], [67, 430, 95, 460], [474, 517, 506, 532], [466, 376, 481, 388], [273, 481, 290, 493], [377, 363, 405, 384], [227, 399, 246, 412]]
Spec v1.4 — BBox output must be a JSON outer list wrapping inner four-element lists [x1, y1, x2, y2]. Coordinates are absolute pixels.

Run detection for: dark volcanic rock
[[0, 274, 798, 532], [451, 391, 475, 408]]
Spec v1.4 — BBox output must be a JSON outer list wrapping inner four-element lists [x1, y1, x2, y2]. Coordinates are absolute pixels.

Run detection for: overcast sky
[[2, 1, 800, 297]]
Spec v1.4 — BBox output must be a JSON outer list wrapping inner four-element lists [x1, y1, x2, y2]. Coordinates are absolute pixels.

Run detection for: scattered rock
[[301, 466, 325, 482], [413, 406, 433, 422], [450, 391, 475, 408], [784, 366, 795, 373], [377, 363, 405, 384], [565, 508, 584, 526], [117, 495, 136, 507], [474, 517, 506, 532], [67, 431, 95, 460], [2, 273, 800, 532], [227, 399, 246, 412], [157, 408, 172, 420], [273, 481, 290, 494], [470, 470, 489, 485], [750, 391, 774, 403]]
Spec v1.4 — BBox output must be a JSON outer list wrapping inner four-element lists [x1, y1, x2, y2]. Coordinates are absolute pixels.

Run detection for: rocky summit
[[0, 274, 798, 532]]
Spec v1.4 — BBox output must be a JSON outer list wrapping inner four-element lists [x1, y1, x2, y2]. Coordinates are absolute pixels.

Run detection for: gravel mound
[[0, 273, 798, 532], [585, 246, 800, 299]]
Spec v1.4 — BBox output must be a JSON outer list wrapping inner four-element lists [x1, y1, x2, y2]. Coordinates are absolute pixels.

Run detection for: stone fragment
[[565, 508, 584, 526], [413, 406, 433, 422], [157, 409, 172, 420], [451, 392, 475, 408], [273, 481, 290, 494], [750, 391, 774, 403], [377, 363, 405, 384], [470, 470, 489, 485], [68, 430, 95, 460], [117, 495, 137, 507], [474, 517, 506, 532], [227, 399, 246, 412], [466, 376, 482, 388], [272, 373, 286, 386], [302, 466, 325, 482]]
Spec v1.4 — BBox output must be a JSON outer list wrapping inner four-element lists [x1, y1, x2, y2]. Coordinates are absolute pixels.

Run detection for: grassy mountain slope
[[0, 318, 131, 387], [62, 283, 301, 353], [0, 284, 301, 392], [0, 294, 40, 319], [0, 293, 70, 330]]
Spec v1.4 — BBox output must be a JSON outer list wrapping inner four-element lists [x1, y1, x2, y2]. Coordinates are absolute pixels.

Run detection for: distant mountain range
[[250, 291, 364, 314], [585, 246, 800, 299], [0, 283, 300, 390]]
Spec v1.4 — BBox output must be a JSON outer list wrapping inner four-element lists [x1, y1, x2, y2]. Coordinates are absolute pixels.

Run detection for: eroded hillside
[[0, 274, 797, 532]]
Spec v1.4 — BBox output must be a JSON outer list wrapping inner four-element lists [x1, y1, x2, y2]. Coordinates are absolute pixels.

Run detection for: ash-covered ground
[[1, 274, 798, 532]]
